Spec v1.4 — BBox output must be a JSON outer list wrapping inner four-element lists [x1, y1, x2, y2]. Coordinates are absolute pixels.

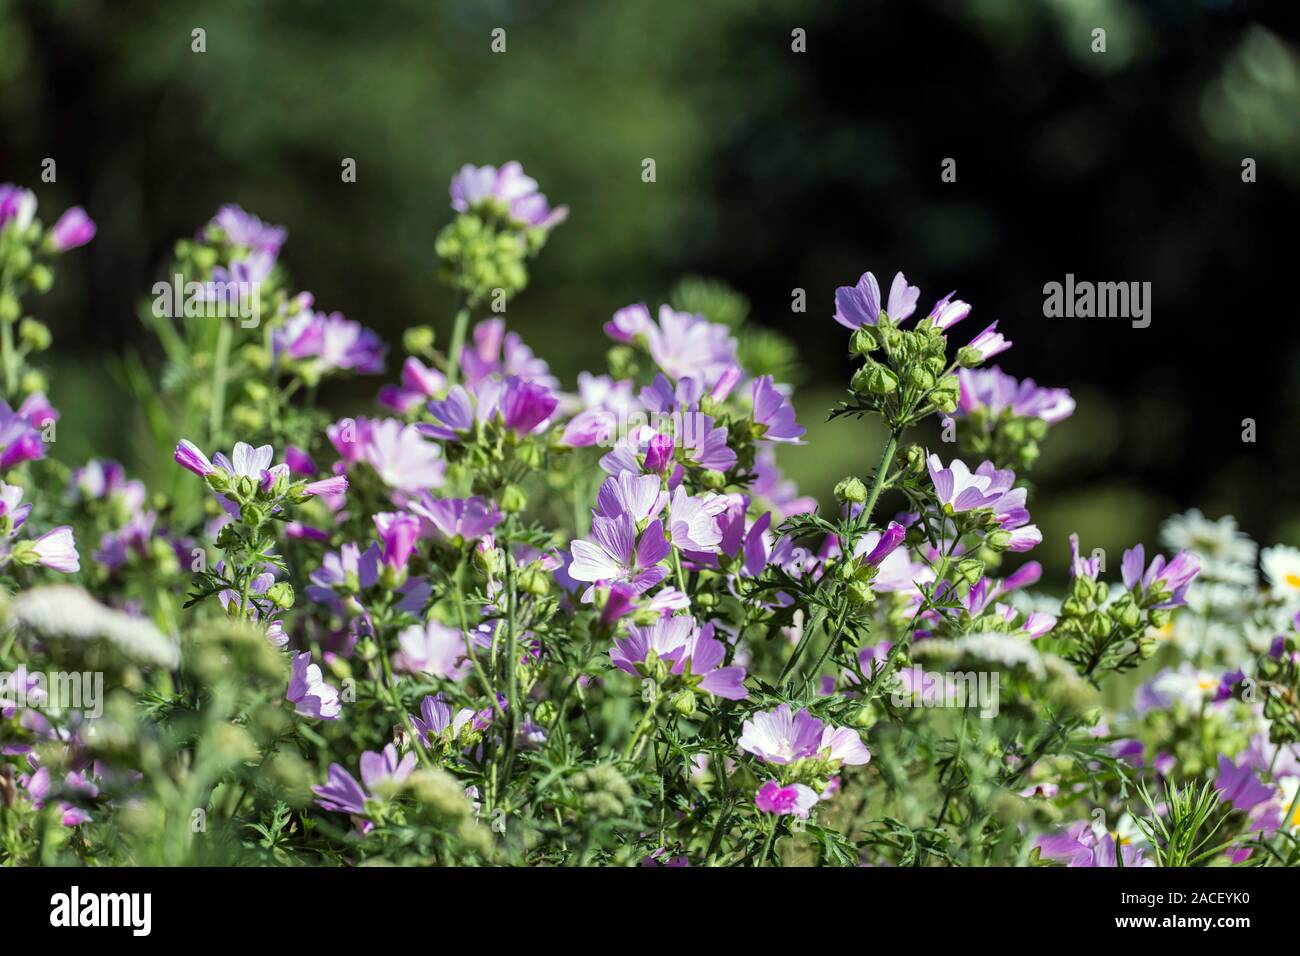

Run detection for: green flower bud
[[499, 484, 527, 513], [240, 501, 269, 528], [901, 444, 926, 474], [931, 376, 961, 413], [534, 700, 558, 725], [849, 327, 878, 356], [402, 325, 436, 355], [192, 246, 218, 272], [29, 264, 53, 294], [1137, 635, 1159, 659], [834, 477, 868, 505], [17, 318, 51, 352], [956, 346, 984, 368], [205, 469, 232, 494], [985, 530, 1012, 552], [1116, 601, 1141, 629], [907, 365, 936, 391], [699, 469, 726, 490], [1149, 608, 1171, 629], [671, 690, 697, 717], [955, 558, 984, 586], [847, 579, 876, 606], [0, 293, 20, 323], [265, 582, 295, 610], [20, 370, 47, 395], [866, 365, 899, 395]]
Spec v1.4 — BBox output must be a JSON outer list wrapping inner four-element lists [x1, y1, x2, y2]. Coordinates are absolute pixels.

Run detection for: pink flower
[[755, 779, 819, 818]]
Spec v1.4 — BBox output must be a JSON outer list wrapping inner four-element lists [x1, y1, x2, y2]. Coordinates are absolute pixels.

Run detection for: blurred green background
[[1, 0, 1298, 580]]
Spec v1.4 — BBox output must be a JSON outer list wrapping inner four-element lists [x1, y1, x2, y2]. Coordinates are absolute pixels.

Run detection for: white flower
[[1261, 545, 1300, 602], [10, 585, 179, 668], [1160, 510, 1257, 568]]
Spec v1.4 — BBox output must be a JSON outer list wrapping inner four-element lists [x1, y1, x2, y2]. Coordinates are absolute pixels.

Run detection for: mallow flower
[[312, 744, 417, 820], [738, 704, 870, 767], [286, 651, 342, 720], [833, 270, 919, 329], [610, 615, 748, 700]]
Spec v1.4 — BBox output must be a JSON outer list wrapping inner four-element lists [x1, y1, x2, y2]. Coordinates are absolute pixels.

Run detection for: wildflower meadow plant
[[1, 169, 1297, 869]]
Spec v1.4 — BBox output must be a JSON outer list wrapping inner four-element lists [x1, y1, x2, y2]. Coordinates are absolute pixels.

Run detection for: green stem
[[210, 319, 232, 441], [854, 427, 902, 534], [446, 307, 470, 387]]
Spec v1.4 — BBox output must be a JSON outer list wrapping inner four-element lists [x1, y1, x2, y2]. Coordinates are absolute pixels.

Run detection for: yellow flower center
[[1286, 573, 1300, 589]]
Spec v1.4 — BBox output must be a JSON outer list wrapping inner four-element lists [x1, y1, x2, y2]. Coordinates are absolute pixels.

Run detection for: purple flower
[[409, 694, 488, 746], [751, 376, 805, 443], [459, 319, 558, 391], [362, 419, 445, 492], [379, 357, 447, 415], [1036, 821, 1147, 867], [926, 453, 1003, 513], [284, 446, 316, 476], [209, 204, 287, 257], [665, 484, 725, 553], [302, 475, 348, 498], [313, 744, 416, 818], [0, 480, 32, 530], [287, 651, 341, 719], [568, 514, 669, 594], [833, 271, 919, 329], [604, 304, 738, 391], [963, 322, 1012, 362], [1069, 533, 1101, 580], [409, 494, 502, 544], [48, 207, 96, 251], [0, 184, 36, 230], [492, 376, 558, 435], [374, 512, 421, 572], [956, 367, 1075, 424], [755, 779, 819, 818], [0, 401, 46, 470], [1214, 755, 1274, 813], [212, 441, 274, 479], [1120, 543, 1200, 609], [394, 620, 472, 679], [449, 161, 568, 230], [610, 616, 748, 700], [594, 472, 668, 524], [861, 521, 906, 566], [675, 411, 736, 473], [924, 291, 972, 331], [738, 704, 870, 767], [273, 310, 386, 376]]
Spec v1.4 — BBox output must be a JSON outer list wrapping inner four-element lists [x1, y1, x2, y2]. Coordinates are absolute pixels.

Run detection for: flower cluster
[[1, 167, 1293, 872]]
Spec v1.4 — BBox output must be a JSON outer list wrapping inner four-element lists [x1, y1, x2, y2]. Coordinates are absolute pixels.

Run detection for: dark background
[[1, 0, 1297, 576]]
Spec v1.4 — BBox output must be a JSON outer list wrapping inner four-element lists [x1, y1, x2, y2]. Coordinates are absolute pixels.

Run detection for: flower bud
[[671, 690, 697, 717], [205, 468, 232, 494], [907, 365, 936, 391], [866, 365, 899, 395], [984, 530, 1012, 552], [499, 484, 527, 513], [403, 325, 436, 355], [956, 346, 984, 368], [849, 327, 878, 356], [266, 582, 295, 610], [29, 264, 53, 294], [18, 318, 51, 351], [699, 469, 726, 490], [834, 477, 867, 505], [902, 444, 926, 474], [955, 558, 984, 586]]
